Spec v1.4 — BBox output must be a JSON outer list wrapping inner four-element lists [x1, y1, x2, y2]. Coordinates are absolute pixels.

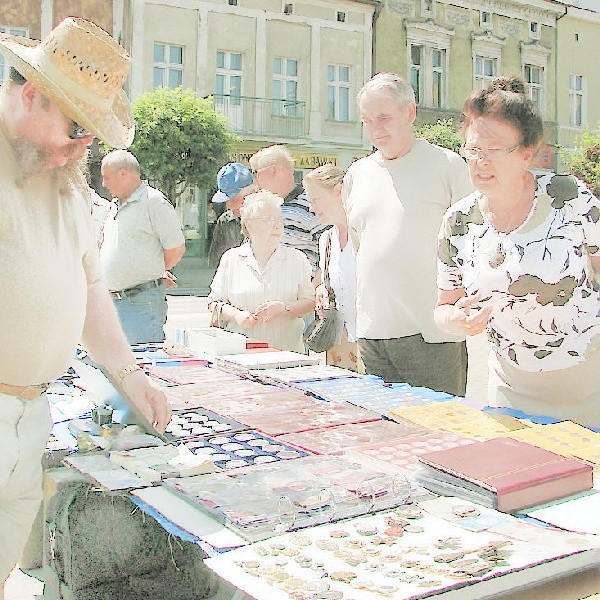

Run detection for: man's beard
[[14, 138, 90, 191]]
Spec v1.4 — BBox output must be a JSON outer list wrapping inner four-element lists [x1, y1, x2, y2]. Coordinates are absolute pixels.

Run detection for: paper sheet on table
[[131, 485, 247, 551], [525, 492, 600, 535]]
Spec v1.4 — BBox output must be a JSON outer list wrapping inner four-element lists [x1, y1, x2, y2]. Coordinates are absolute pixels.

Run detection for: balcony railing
[[213, 94, 307, 139]]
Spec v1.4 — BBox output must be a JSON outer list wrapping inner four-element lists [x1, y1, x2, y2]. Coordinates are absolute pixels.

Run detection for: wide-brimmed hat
[[0, 17, 134, 148], [211, 162, 254, 203]]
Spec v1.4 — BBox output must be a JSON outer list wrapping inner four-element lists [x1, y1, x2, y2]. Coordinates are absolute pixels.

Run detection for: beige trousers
[[0, 393, 52, 581]]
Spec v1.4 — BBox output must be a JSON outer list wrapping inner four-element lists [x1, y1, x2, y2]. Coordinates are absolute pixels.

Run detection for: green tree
[[129, 87, 238, 206], [414, 118, 462, 153], [561, 128, 600, 197]]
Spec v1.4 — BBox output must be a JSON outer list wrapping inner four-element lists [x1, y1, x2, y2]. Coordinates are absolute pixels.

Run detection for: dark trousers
[[358, 335, 468, 396]]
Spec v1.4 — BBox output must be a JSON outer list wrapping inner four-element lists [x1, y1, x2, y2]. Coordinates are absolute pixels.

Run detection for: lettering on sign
[[229, 152, 338, 169], [295, 155, 338, 168]]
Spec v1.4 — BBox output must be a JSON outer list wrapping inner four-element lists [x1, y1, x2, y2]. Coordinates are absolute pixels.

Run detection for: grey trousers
[[358, 335, 468, 396]]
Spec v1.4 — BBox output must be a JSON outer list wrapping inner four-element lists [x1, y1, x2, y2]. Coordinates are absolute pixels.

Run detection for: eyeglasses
[[252, 216, 283, 227], [68, 120, 92, 140], [251, 166, 270, 176], [460, 145, 520, 162]]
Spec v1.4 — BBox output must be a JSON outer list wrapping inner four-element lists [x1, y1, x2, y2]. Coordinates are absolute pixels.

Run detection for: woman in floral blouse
[[434, 76, 600, 428]]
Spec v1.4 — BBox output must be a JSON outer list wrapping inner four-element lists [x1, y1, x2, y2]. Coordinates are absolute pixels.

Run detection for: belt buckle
[[112, 291, 124, 300]]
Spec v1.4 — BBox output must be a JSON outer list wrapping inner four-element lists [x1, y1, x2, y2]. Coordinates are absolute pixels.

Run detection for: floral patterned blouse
[[438, 173, 600, 372]]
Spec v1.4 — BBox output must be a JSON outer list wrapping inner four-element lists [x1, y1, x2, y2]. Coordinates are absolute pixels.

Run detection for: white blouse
[[319, 227, 358, 342], [209, 242, 315, 352]]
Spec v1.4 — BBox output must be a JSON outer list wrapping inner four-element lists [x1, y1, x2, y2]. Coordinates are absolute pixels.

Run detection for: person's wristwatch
[[115, 363, 142, 385]]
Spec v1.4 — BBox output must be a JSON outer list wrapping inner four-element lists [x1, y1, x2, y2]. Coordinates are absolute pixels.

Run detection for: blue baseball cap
[[211, 162, 254, 203]]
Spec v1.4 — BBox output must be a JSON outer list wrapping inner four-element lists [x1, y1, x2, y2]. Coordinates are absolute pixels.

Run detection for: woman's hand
[[235, 309, 258, 330], [254, 301, 287, 323], [315, 284, 330, 317], [435, 291, 492, 336]]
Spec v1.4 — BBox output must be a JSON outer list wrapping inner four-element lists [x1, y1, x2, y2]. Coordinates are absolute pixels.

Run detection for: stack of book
[[416, 437, 593, 513]]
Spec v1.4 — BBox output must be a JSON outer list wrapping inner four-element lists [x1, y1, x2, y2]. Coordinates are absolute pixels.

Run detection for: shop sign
[[229, 151, 338, 168]]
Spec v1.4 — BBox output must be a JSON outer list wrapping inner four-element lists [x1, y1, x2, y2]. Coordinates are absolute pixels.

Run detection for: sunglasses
[[68, 120, 92, 140]]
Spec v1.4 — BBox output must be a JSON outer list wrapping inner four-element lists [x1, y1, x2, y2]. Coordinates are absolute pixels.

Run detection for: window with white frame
[[153, 43, 183, 89], [529, 21, 540, 40], [480, 11, 492, 28], [272, 57, 298, 117], [520, 41, 550, 118], [0, 26, 28, 82], [327, 64, 350, 121], [431, 49, 444, 108], [409, 45, 446, 107], [215, 51, 243, 107], [475, 56, 497, 90], [523, 64, 543, 113], [472, 32, 504, 92], [409, 45, 422, 104], [406, 21, 453, 109], [569, 74, 584, 127]]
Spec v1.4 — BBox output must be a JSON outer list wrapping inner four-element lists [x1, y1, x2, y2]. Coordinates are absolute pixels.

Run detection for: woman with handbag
[[208, 191, 315, 352], [304, 165, 362, 371]]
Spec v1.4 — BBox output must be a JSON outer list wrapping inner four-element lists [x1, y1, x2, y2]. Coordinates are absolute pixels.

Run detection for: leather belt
[[110, 278, 163, 300], [0, 382, 50, 400]]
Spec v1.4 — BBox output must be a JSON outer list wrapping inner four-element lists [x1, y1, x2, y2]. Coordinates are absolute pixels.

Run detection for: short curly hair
[[239, 190, 283, 236], [461, 75, 544, 148]]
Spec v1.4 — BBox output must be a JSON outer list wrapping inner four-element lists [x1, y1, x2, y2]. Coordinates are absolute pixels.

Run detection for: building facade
[[373, 0, 566, 168], [1, 0, 599, 249], [554, 1, 600, 169], [123, 0, 378, 247]]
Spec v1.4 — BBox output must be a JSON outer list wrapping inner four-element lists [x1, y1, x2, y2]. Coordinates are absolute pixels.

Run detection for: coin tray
[[180, 431, 309, 470], [165, 408, 247, 442]]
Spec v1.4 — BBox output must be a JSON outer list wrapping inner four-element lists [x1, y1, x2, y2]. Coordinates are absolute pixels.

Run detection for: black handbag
[[303, 230, 344, 353]]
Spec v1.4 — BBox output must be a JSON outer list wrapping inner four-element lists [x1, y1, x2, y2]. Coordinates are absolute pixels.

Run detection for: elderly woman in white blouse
[[208, 190, 315, 352]]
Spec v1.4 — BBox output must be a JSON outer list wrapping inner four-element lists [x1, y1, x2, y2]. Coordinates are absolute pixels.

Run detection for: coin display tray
[[148, 363, 245, 385], [295, 378, 454, 415], [252, 364, 362, 385], [238, 400, 380, 436], [278, 420, 425, 455], [166, 455, 410, 542], [180, 431, 309, 470], [390, 401, 514, 441], [164, 408, 248, 442], [350, 431, 476, 472], [204, 504, 599, 600], [162, 379, 281, 411]]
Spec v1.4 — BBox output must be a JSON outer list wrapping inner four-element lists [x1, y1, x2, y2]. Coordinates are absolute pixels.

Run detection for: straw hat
[[0, 17, 134, 148]]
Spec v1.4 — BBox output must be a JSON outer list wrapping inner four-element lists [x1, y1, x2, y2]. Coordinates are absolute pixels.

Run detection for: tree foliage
[[129, 87, 238, 205], [561, 128, 600, 197], [414, 118, 462, 153]]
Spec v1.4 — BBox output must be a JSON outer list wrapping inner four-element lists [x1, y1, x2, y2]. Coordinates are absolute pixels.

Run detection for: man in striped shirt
[[250, 145, 327, 281]]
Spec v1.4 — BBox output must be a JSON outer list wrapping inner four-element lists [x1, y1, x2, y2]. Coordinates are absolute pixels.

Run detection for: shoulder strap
[[323, 229, 337, 308]]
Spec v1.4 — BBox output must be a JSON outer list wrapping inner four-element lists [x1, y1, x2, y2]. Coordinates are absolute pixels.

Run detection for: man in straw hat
[[0, 18, 171, 592]]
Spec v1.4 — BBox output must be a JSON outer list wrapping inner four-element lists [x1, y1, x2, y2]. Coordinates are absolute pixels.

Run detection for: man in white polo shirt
[[100, 150, 186, 344]]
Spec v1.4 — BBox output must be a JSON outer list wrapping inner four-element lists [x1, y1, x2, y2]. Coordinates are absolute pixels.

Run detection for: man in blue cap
[[208, 162, 256, 268]]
